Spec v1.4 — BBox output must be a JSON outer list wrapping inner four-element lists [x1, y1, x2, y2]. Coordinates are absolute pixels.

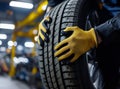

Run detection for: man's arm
[[95, 13, 120, 40], [54, 13, 120, 62]]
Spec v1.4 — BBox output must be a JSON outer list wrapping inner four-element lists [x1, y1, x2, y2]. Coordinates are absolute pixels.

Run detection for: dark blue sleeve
[[95, 13, 120, 40], [48, 0, 65, 7]]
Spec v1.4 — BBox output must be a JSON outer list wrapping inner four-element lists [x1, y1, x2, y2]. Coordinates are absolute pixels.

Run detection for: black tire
[[38, 0, 103, 89]]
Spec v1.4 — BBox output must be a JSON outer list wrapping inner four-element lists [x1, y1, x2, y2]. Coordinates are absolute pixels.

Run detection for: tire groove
[[41, 11, 52, 89], [59, 0, 79, 88], [46, 8, 57, 88], [50, 3, 65, 89], [54, 0, 70, 89]]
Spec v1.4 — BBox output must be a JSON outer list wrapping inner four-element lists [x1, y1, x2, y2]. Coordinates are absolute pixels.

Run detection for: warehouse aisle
[[0, 75, 30, 89]]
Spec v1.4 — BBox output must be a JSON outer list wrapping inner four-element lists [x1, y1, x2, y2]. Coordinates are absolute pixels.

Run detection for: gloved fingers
[[39, 29, 45, 41], [37, 35, 40, 44], [39, 36, 44, 47], [39, 29, 49, 42], [61, 30, 73, 37], [54, 39, 68, 50], [57, 51, 72, 61], [44, 16, 52, 23], [64, 26, 79, 32], [41, 16, 52, 33], [39, 23, 47, 33], [41, 29, 49, 42], [54, 46, 69, 57], [70, 54, 80, 62]]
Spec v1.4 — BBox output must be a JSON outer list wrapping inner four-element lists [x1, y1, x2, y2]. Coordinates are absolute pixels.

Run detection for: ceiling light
[[14, 57, 29, 64], [9, 1, 33, 9], [0, 34, 7, 39], [8, 41, 14, 46], [14, 41, 17, 46], [8, 41, 17, 46], [0, 40, 2, 45], [24, 42, 34, 48], [0, 23, 15, 30], [17, 45, 23, 51], [42, 5, 47, 10]]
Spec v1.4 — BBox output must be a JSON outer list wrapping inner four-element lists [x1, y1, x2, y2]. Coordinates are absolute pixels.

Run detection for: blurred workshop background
[[0, 0, 47, 89]]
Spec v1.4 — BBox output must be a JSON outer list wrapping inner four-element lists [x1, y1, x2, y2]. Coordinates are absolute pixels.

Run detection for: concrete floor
[[0, 75, 30, 89]]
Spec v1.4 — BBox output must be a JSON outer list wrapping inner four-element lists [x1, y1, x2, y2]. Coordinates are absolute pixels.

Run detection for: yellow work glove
[[38, 16, 52, 46], [54, 26, 97, 62]]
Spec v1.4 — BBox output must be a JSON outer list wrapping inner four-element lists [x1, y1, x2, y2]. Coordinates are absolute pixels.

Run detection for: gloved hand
[[54, 26, 98, 62], [38, 16, 52, 46]]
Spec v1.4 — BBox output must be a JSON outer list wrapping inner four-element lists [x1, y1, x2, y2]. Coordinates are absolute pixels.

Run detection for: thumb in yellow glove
[[38, 16, 52, 46], [54, 26, 98, 62]]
